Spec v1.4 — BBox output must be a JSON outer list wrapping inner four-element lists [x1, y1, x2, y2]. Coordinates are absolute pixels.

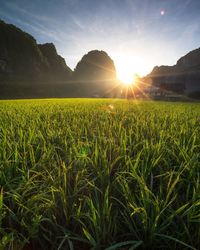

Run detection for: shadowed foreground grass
[[0, 99, 199, 249]]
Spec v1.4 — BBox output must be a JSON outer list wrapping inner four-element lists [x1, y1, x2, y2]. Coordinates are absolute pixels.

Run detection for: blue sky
[[0, 0, 200, 80]]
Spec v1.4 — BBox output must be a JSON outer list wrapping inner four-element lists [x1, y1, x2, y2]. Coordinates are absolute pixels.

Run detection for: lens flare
[[160, 10, 165, 15]]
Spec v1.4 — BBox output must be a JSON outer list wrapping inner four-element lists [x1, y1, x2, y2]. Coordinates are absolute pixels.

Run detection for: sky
[[0, 0, 200, 82]]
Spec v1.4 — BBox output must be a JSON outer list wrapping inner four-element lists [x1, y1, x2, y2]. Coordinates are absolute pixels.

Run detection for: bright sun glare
[[117, 70, 135, 85], [113, 54, 152, 86], [114, 56, 139, 85]]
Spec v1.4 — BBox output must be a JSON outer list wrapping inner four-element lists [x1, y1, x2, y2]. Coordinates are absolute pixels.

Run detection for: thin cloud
[[4, 1, 58, 24], [69, 15, 85, 30], [2, 1, 63, 42]]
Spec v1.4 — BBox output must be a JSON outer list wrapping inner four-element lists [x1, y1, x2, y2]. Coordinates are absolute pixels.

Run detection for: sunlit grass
[[0, 99, 199, 249]]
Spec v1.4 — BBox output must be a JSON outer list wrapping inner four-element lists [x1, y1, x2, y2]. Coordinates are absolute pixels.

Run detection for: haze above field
[[1, 0, 200, 81]]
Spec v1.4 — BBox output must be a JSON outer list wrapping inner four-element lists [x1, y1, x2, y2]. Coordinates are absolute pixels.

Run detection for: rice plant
[[0, 99, 199, 249]]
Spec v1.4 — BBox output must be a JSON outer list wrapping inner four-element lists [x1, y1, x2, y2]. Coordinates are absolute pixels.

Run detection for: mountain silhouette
[[1, 19, 200, 99], [73, 50, 118, 96], [0, 20, 119, 98], [0, 20, 72, 81], [74, 50, 116, 81], [147, 48, 200, 97], [38, 43, 72, 80]]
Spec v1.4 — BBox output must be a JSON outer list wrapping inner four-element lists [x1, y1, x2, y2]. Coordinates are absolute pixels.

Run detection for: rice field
[[0, 99, 199, 250]]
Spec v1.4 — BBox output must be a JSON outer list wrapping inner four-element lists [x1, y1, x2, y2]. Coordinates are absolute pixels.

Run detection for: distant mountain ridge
[[177, 48, 200, 69], [38, 43, 72, 79], [1, 19, 200, 99], [148, 47, 200, 95], [0, 20, 72, 80], [0, 20, 118, 98], [72, 50, 118, 96], [74, 50, 116, 81]]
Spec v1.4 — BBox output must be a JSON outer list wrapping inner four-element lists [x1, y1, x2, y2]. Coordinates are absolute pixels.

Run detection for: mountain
[[147, 48, 200, 97], [74, 50, 116, 81], [73, 50, 118, 97], [0, 20, 120, 98], [38, 43, 72, 80], [0, 20, 72, 81]]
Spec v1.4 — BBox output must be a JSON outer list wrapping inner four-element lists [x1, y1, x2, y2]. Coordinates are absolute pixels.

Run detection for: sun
[[113, 53, 152, 86], [117, 70, 136, 85], [114, 55, 141, 86]]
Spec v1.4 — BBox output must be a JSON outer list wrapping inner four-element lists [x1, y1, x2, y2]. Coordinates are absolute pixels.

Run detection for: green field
[[0, 99, 199, 250]]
